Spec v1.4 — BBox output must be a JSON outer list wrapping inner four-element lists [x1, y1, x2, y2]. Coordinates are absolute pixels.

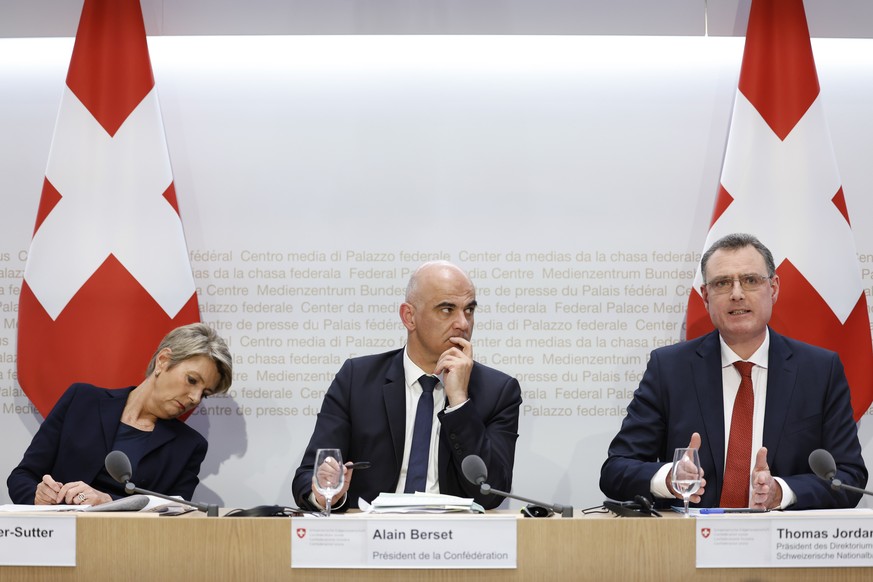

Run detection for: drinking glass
[[671, 447, 702, 517], [313, 448, 344, 516]]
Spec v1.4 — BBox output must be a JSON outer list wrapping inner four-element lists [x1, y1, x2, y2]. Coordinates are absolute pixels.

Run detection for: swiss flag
[[687, 0, 873, 421], [17, 0, 200, 417]]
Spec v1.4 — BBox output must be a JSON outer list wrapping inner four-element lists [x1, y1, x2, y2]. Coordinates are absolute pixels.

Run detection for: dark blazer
[[292, 349, 522, 511], [7, 383, 207, 504], [600, 329, 867, 509]]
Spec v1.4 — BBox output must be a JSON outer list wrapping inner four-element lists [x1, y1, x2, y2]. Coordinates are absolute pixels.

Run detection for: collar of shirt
[[718, 327, 770, 371], [403, 347, 433, 390]]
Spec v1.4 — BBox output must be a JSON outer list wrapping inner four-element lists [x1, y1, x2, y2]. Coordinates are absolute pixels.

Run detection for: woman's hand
[[56, 480, 113, 506], [34, 474, 63, 505]]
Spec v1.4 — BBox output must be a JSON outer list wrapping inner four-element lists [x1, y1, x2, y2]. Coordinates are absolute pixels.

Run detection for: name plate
[[0, 514, 76, 566], [291, 515, 516, 569], [696, 511, 873, 568]]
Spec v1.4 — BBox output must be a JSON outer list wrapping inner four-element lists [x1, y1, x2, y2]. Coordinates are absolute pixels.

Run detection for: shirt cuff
[[444, 398, 469, 413], [774, 477, 795, 509], [650, 463, 674, 498]]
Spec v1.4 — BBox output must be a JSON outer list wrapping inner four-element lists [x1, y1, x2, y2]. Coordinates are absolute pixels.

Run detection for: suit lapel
[[693, 332, 727, 492], [763, 329, 796, 463], [99, 388, 132, 452], [146, 420, 177, 453], [383, 351, 407, 477]]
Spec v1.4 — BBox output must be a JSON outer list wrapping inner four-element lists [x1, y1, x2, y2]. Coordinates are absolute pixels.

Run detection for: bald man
[[292, 261, 522, 511]]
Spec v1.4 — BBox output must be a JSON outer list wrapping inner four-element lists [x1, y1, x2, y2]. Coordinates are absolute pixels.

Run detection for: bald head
[[405, 261, 474, 306]]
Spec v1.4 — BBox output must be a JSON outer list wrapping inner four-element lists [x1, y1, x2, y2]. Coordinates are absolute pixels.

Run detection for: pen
[[345, 461, 371, 470], [699, 508, 769, 514]]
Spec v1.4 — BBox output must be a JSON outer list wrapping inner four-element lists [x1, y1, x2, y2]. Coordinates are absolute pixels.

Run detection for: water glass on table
[[671, 447, 702, 517]]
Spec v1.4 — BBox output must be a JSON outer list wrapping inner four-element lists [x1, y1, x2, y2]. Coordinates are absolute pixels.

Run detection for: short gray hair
[[145, 323, 233, 394], [701, 233, 776, 281]]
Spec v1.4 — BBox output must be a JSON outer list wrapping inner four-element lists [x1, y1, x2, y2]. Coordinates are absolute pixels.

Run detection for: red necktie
[[719, 361, 754, 508]]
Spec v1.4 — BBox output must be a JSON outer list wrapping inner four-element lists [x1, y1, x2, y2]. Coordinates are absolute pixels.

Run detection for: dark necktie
[[719, 361, 754, 507], [404, 375, 438, 493]]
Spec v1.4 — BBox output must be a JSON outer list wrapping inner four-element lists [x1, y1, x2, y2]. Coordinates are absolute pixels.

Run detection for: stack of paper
[[359, 492, 485, 514], [0, 494, 191, 513]]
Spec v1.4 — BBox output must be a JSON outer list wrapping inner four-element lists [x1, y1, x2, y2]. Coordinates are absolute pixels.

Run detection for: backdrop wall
[[2, 34, 872, 508]]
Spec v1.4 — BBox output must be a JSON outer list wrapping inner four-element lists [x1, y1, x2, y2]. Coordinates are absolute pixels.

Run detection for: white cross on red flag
[[686, 0, 873, 420], [17, 0, 200, 417]]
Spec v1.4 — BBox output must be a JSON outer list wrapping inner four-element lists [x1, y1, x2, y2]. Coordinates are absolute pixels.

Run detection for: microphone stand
[[809, 450, 873, 499], [479, 483, 574, 518], [829, 478, 873, 498], [124, 481, 219, 517]]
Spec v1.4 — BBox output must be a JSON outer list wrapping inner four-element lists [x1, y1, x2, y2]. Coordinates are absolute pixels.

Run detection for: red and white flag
[[687, 0, 873, 420], [17, 0, 200, 417]]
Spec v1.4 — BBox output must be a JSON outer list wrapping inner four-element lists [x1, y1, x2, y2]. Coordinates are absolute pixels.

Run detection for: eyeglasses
[[704, 274, 771, 294]]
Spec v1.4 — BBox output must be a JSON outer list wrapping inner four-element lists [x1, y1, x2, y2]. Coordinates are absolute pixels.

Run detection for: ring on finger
[[76, 492, 86, 503]]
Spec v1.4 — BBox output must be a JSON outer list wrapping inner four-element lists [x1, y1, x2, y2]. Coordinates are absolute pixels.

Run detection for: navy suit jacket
[[292, 349, 522, 511], [7, 383, 207, 504], [600, 329, 867, 509]]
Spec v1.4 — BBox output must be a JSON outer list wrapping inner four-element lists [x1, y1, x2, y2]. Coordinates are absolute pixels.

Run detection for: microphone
[[808, 448, 873, 498], [105, 450, 133, 484], [105, 450, 219, 517], [808, 449, 837, 481], [461, 454, 574, 518]]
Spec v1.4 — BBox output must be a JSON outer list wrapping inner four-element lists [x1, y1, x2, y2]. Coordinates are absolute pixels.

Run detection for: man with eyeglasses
[[600, 233, 867, 510]]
